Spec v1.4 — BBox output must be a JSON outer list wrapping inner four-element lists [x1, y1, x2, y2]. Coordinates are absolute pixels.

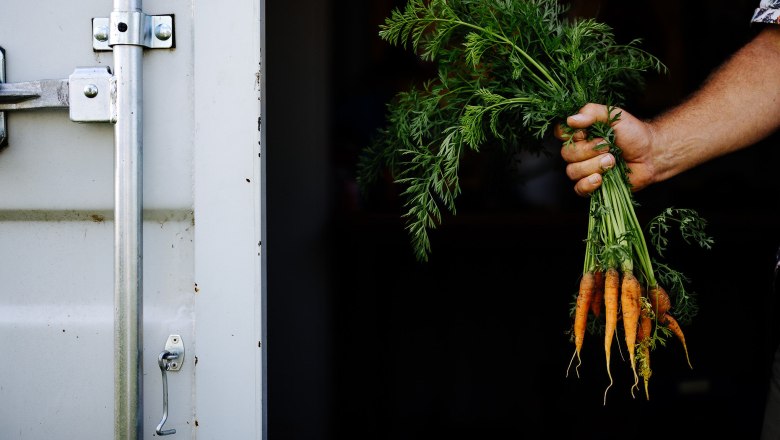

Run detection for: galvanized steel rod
[[113, 0, 144, 439]]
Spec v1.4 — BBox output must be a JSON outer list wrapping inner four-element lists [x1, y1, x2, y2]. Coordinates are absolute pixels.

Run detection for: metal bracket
[[0, 48, 117, 143], [0, 12, 172, 144], [92, 14, 174, 51], [163, 334, 185, 371], [68, 67, 115, 123]]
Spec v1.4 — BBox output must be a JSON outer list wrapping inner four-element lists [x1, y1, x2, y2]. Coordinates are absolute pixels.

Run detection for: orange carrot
[[603, 267, 620, 405], [648, 285, 671, 317], [637, 312, 652, 347], [637, 312, 653, 400], [661, 313, 693, 369], [590, 270, 605, 318], [621, 270, 641, 396], [567, 272, 596, 378]]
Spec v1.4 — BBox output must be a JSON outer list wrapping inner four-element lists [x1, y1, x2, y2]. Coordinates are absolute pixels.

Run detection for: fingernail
[[569, 114, 587, 123], [599, 155, 614, 170], [588, 174, 600, 185]]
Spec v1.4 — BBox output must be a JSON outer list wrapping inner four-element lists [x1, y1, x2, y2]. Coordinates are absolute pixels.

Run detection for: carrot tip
[[603, 354, 613, 406], [566, 350, 582, 379], [603, 380, 612, 406]]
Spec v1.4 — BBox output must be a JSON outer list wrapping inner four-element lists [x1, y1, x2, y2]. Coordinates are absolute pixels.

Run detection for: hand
[[554, 103, 657, 196]]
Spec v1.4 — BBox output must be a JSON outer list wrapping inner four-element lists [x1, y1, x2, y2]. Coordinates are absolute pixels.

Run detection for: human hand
[[554, 103, 657, 196]]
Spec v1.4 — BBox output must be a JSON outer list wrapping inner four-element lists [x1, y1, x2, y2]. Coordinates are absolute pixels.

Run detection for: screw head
[[155, 23, 172, 41], [93, 25, 109, 42], [83, 84, 99, 98]]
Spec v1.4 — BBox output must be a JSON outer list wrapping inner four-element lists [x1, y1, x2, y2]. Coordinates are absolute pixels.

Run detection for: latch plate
[[163, 334, 185, 371], [92, 14, 175, 51], [69, 67, 115, 123]]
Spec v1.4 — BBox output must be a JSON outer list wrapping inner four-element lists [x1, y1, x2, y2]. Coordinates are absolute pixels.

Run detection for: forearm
[[648, 26, 780, 183]]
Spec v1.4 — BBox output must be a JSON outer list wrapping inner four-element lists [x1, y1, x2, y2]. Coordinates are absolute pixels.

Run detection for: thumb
[[566, 112, 596, 129], [567, 103, 620, 129]]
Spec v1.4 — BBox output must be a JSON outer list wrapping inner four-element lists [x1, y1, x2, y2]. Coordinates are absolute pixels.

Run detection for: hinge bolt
[[154, 23, 172, 41], [83, 84, 99, 98], [94, 25, 110, 42]]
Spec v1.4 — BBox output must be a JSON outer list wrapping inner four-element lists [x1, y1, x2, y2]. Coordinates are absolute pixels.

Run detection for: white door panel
[[0, 0, 264, 438]]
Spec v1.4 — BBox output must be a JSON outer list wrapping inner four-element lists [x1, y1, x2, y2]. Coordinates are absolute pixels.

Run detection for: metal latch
[[156, 335, 185, 436], [0, 14, 173, 146], [0, 53, 116, 145]]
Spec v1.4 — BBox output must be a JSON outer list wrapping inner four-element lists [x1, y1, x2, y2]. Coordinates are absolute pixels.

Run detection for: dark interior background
[[266, 1, 780, 439]]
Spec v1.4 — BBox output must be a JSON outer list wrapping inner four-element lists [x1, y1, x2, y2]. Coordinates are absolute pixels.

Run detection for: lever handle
[[156, 351, 178, 436], [155, 335, 184, 436]]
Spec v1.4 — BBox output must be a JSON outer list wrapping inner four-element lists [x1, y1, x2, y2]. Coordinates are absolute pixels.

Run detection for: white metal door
[[0, 1, 264, 438]]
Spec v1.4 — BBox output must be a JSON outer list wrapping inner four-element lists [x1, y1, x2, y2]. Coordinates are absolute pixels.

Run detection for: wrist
[[644, 118, 675, 185], [642, 120, 661, 186]]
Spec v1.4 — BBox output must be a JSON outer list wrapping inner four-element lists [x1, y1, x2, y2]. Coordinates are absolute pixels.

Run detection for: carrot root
[[568, 272, 596, 378], [590, 270, 605, 318], [602, 267, 620, 405], [649, 285, 671, 317], [662, 313, 693, 369], [621, 271, 641, 397], [637, 312, 653, 400], [640, 345, 651, 400]]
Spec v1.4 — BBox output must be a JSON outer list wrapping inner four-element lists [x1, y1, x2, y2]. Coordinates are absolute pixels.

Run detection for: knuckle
[[560, 145, 574, 161], [565, 163, 580, 181]]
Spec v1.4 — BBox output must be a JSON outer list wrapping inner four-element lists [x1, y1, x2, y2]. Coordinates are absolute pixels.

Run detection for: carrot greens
[[358, 0, 712, 402], [358, 0, 662, 261]]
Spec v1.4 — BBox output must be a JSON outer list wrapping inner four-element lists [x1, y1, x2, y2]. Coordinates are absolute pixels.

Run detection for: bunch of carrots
[[353, 0, 713, 403], [564, 113, 707, 403]]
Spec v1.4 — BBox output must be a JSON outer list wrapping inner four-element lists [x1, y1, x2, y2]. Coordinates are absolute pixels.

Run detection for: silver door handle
[[155, 335, 184, 436], [156, 351, 178, 436]]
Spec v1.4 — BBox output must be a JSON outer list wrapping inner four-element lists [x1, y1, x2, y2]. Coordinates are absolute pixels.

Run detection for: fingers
[[558, 103, 628, 197], [560, 137, 608, 163], [574, 103, 620, 127], [574, 173, 603, 197], [555, 103, 622, 140], [572, 161, 652, 196], [566, 112, 597, 129], [553, 124, 587, 142], [565, 103, 621, 131], [565, 152, 615, 181]]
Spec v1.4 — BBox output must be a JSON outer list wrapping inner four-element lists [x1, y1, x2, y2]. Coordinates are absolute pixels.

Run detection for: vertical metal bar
[[0, 47, 7, 147], [113, 0, 143, 439]]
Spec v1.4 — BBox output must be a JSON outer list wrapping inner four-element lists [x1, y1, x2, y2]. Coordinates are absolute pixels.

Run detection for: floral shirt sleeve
[[753, 0, 780, 23]]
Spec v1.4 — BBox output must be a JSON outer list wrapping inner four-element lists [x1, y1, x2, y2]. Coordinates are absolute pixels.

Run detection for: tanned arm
[[557, 26, 780, 195]]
